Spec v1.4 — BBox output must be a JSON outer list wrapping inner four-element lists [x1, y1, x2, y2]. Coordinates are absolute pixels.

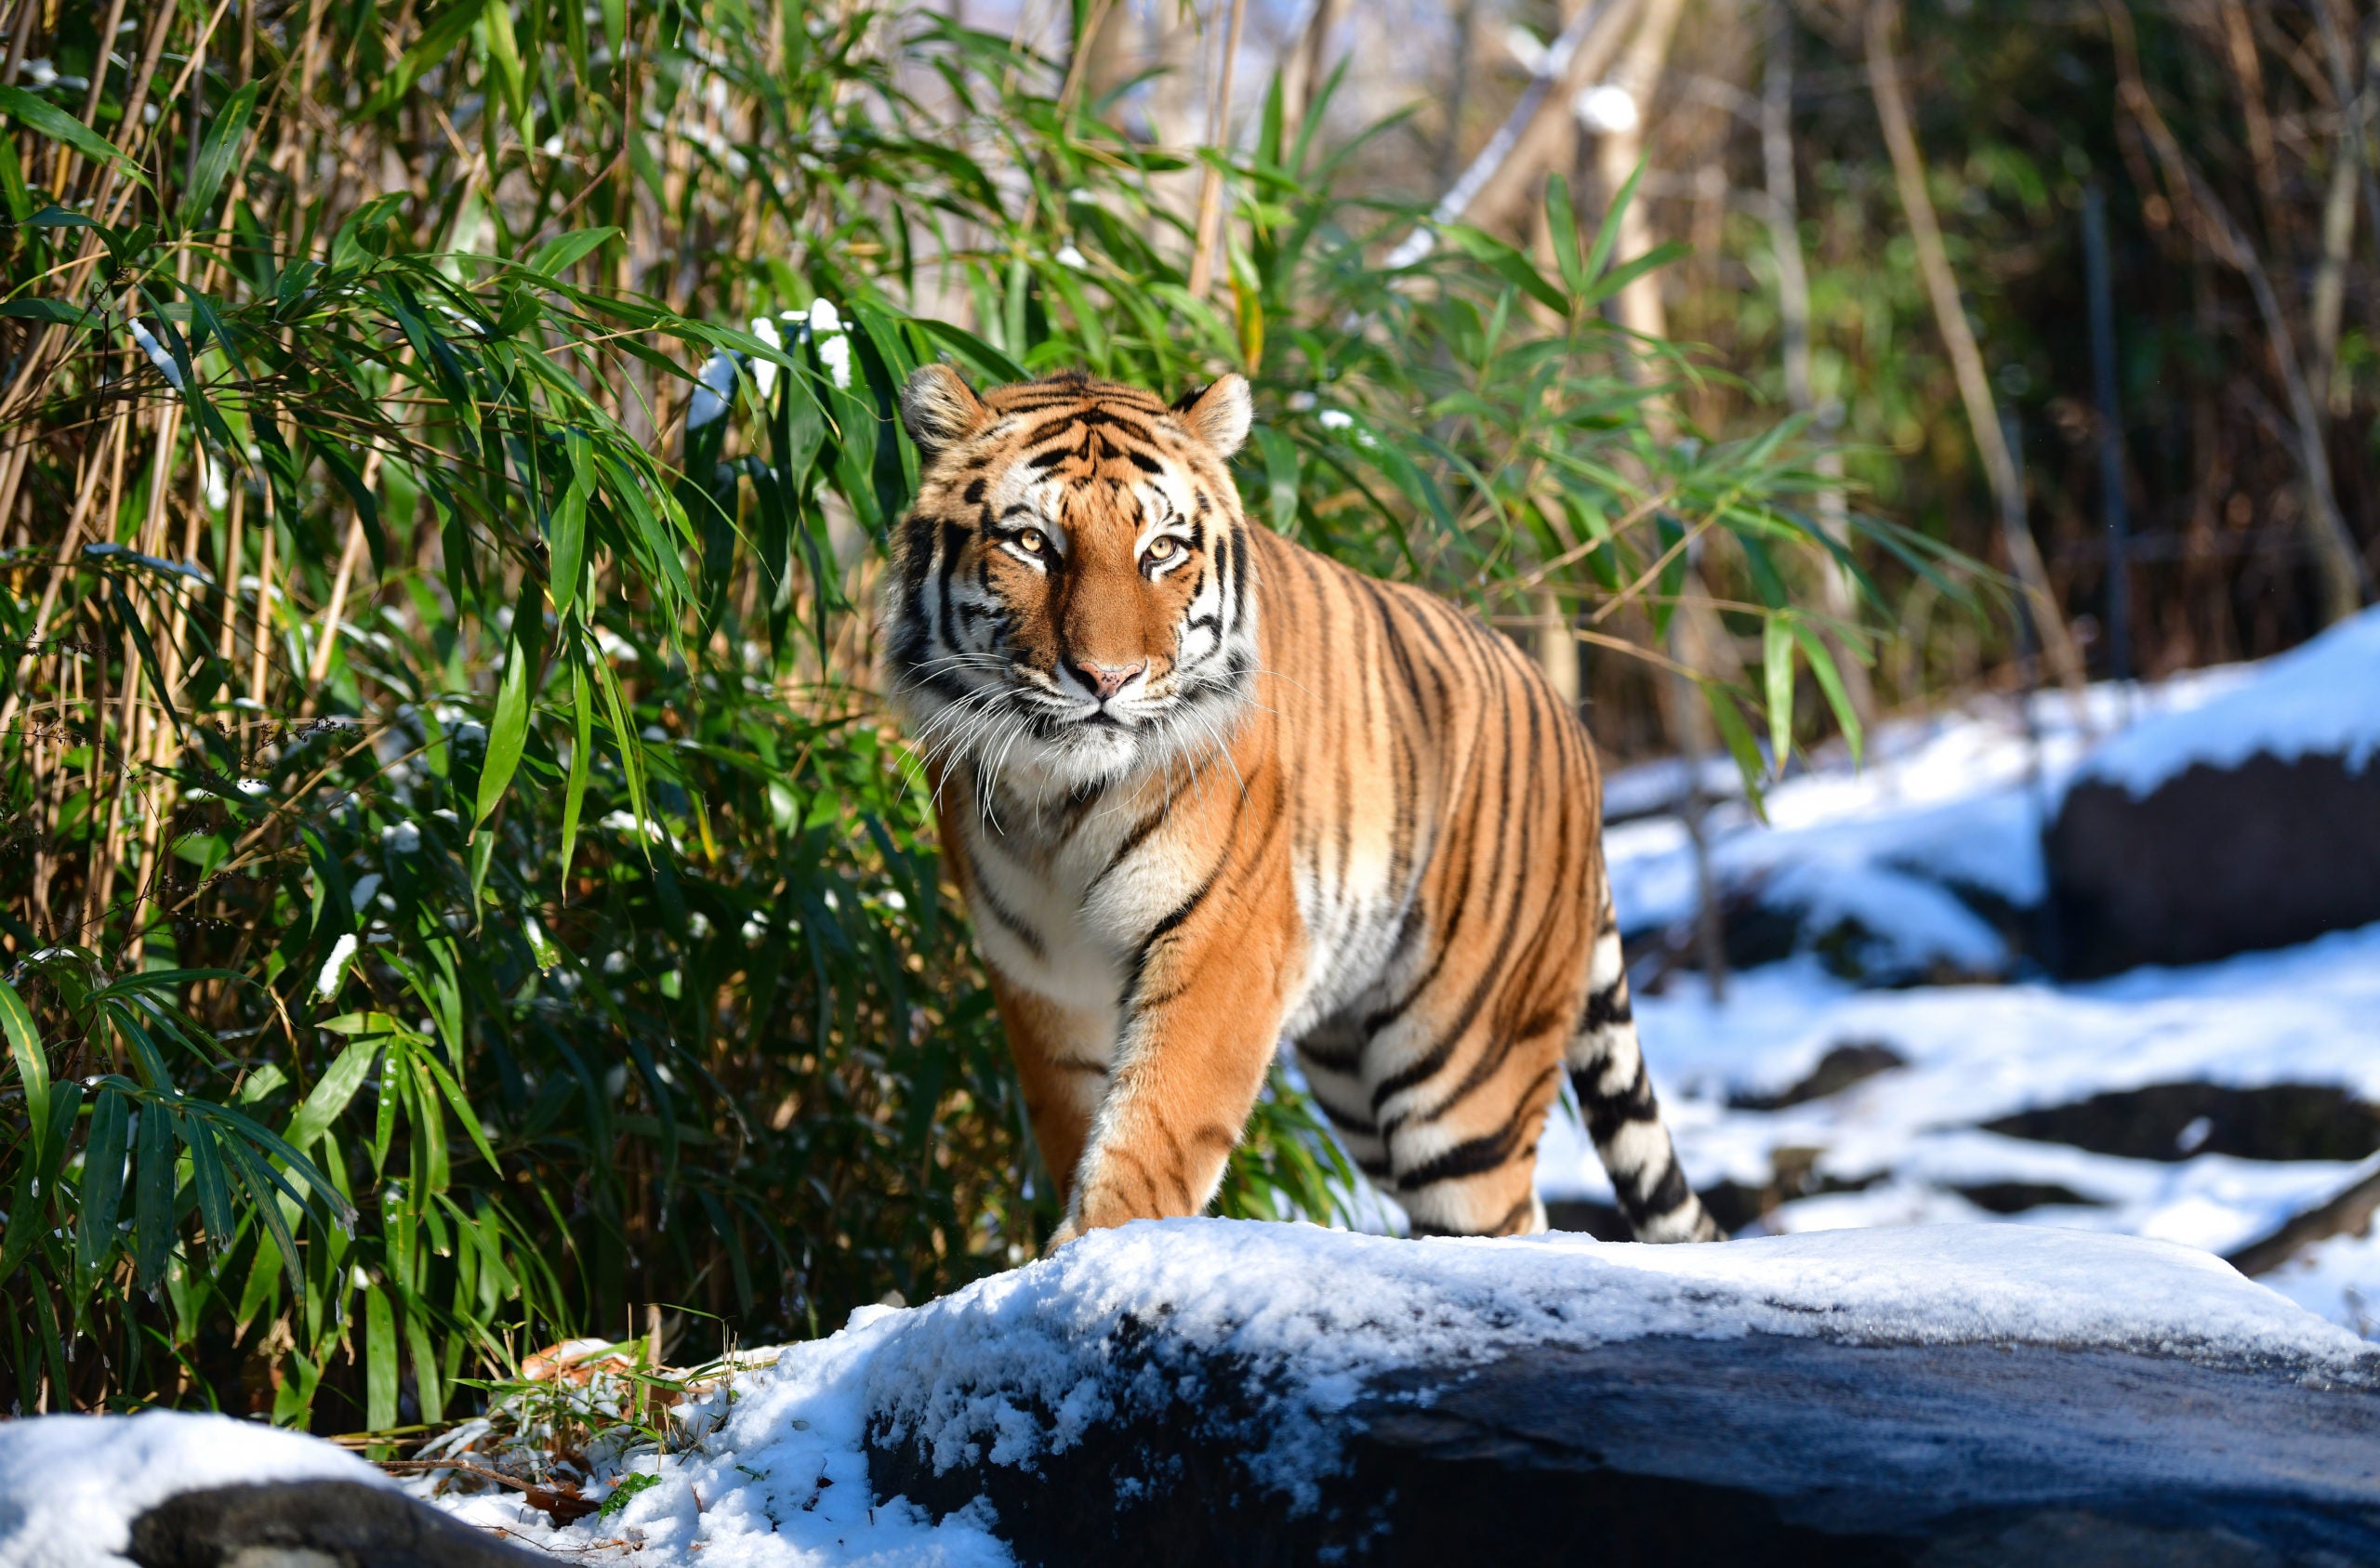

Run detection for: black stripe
[[1090, 805, 1170, 891], [1395, 1119, 1526, 1192], [1118, 832, 1236, 1011], [972, 877, 1049, 961], [1580, 981, 1632, 1034]]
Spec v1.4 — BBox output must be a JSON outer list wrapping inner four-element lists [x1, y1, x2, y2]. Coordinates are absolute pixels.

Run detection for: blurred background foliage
[[15, 0, 2369, 1432]]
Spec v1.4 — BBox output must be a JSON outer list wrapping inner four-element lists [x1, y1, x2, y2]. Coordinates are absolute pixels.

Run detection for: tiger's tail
[[1567, 892, 1723, 1243]]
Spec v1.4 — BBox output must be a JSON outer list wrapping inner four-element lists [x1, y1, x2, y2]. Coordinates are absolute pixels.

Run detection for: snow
[[2069, 604, 2380, 795], [411, 1219, 2373, 1562], [0, 1409, 389, 1568], [1603, 671, 2250, 980], [419, 1322, 1011, 1566], [1559, 626, 2380, 1338], [10, 1223, 2372, 1568], [1540, 918, 2380, 1336]]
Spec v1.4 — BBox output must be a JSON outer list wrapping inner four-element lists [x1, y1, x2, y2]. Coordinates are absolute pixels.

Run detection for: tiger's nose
[[1069, 659, 1144, 702]]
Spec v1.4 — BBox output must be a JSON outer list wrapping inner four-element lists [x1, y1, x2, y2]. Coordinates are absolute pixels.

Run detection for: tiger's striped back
[[881, 366, 1717, 1245]]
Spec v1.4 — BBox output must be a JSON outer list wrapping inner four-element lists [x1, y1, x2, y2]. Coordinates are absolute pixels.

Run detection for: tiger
[[880, 364, 1720, 1248]]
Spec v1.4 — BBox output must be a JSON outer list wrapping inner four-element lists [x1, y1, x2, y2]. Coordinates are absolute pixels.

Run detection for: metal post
[[2082, 186, 2130, 685]]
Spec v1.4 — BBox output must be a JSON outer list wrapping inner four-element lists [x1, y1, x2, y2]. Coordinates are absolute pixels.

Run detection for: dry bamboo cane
[[1866, 0, 2086, 691], [0, 415, 122, 737], [250, 489, 278, 714], [1185, 0, 1250, 300]]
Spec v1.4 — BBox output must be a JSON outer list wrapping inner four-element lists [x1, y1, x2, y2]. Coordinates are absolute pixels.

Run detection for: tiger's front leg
[[1052, 832, 1302, 1245]]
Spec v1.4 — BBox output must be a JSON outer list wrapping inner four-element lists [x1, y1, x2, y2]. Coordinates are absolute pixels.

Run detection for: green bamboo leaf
[[0, 298, 98, 325], [560, 658, 593, 888], [178, 81, 258, 228], [364, 1284, 399, 1436], [1699, 680, 1770, 823], [285, 1034, 380, 1152], [0, 86, 148, 187], [549, 478, 588, 616], [1577, 241, 1691, 311], [1763, 615, 1797, 772], [75, 1091, 129, 1275], [404, 1306, 445, 1424], [1442, 223, 1567, 312], [0, 977, 49, 1169], [1792, 621, 1866, 764], [132, 1095, 177, 1288], [364, 0, 484, 112], [220, 1135, 306, 1296], [473, 631, 534, 827], [1583, 152, 1648, 283], [482, 0, 533, 145], [1545, 174, 1586, 297], [526, 226, 620, 279], [181, 1113, 237, 1246]]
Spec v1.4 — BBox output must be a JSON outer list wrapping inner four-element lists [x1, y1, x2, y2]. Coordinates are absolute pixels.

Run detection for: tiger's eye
[[1016, 529, 1047, 555], [1145, 536, 1178, 562]]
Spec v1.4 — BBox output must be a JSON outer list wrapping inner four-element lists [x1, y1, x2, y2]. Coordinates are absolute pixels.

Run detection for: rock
[[1728, 1040, 1909, 1111], [2045, 751, 2380, 978], [125, 1482, 555, 1568], [1983, 1081, 2380, 1164], [860, 1225, 2380, 1568], [870, 1332, 2380, 1567]]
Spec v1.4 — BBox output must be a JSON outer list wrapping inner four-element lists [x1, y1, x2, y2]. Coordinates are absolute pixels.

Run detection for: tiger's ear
[[900, 362, 989, 460], [1170, 374, 1252, 460]]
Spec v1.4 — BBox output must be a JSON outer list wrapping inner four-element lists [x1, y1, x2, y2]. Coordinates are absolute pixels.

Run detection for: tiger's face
[[881, 367, 1259, 794]]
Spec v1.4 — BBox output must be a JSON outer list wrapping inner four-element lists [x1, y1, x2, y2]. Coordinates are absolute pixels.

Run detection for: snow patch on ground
[[1540, 925, 2380, 1325], [0, 1409, 390, 1568], [2070, 604, 2380, 795], [1562, 638, 2380, 1337]]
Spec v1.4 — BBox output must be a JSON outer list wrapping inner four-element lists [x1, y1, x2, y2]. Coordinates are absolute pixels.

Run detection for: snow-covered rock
[[2064, 605, 2380, 797], [0, 1411, 389, 1568], [430, 1221, 2377, 1563], [5, 1224, 2374, 1566], [2042, 599, 2380, 979]]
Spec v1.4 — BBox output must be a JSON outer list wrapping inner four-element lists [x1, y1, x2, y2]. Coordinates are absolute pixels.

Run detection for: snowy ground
[[1543, 611, 2380, 1339]]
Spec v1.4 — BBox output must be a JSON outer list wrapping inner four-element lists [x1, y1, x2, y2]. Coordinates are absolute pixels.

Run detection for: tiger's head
[[880, 366, 1260, 794]]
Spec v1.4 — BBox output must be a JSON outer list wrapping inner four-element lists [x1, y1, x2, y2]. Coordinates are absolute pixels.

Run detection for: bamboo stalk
[[250, 489, 278, 712], [0, 408, 127, 740], [1867, 0, 2085, 690], [1185, 0, 1250, 299], [1762, 0, 1871, 721], [304, 507, 373, 697]]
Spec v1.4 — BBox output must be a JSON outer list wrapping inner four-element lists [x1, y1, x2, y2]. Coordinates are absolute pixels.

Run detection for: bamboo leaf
[[1792, 621, 1866, 764], [75, 1090, 129, 1275], [549, 477, 588, 616], [473, 632, 535, 827], [0, 978, 49, 1169], [560, 658, 593, 888], [1763, 615, 1797, 773], [285, 1035, 381, 1153], [1699, 680, 1770, 823], [178, 82, 259, 228], [133, 1096, 177, 1288], [1545, 174, 1586, 297], [364, 1284, 399, 1437], [0, 86, 148, 187]]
